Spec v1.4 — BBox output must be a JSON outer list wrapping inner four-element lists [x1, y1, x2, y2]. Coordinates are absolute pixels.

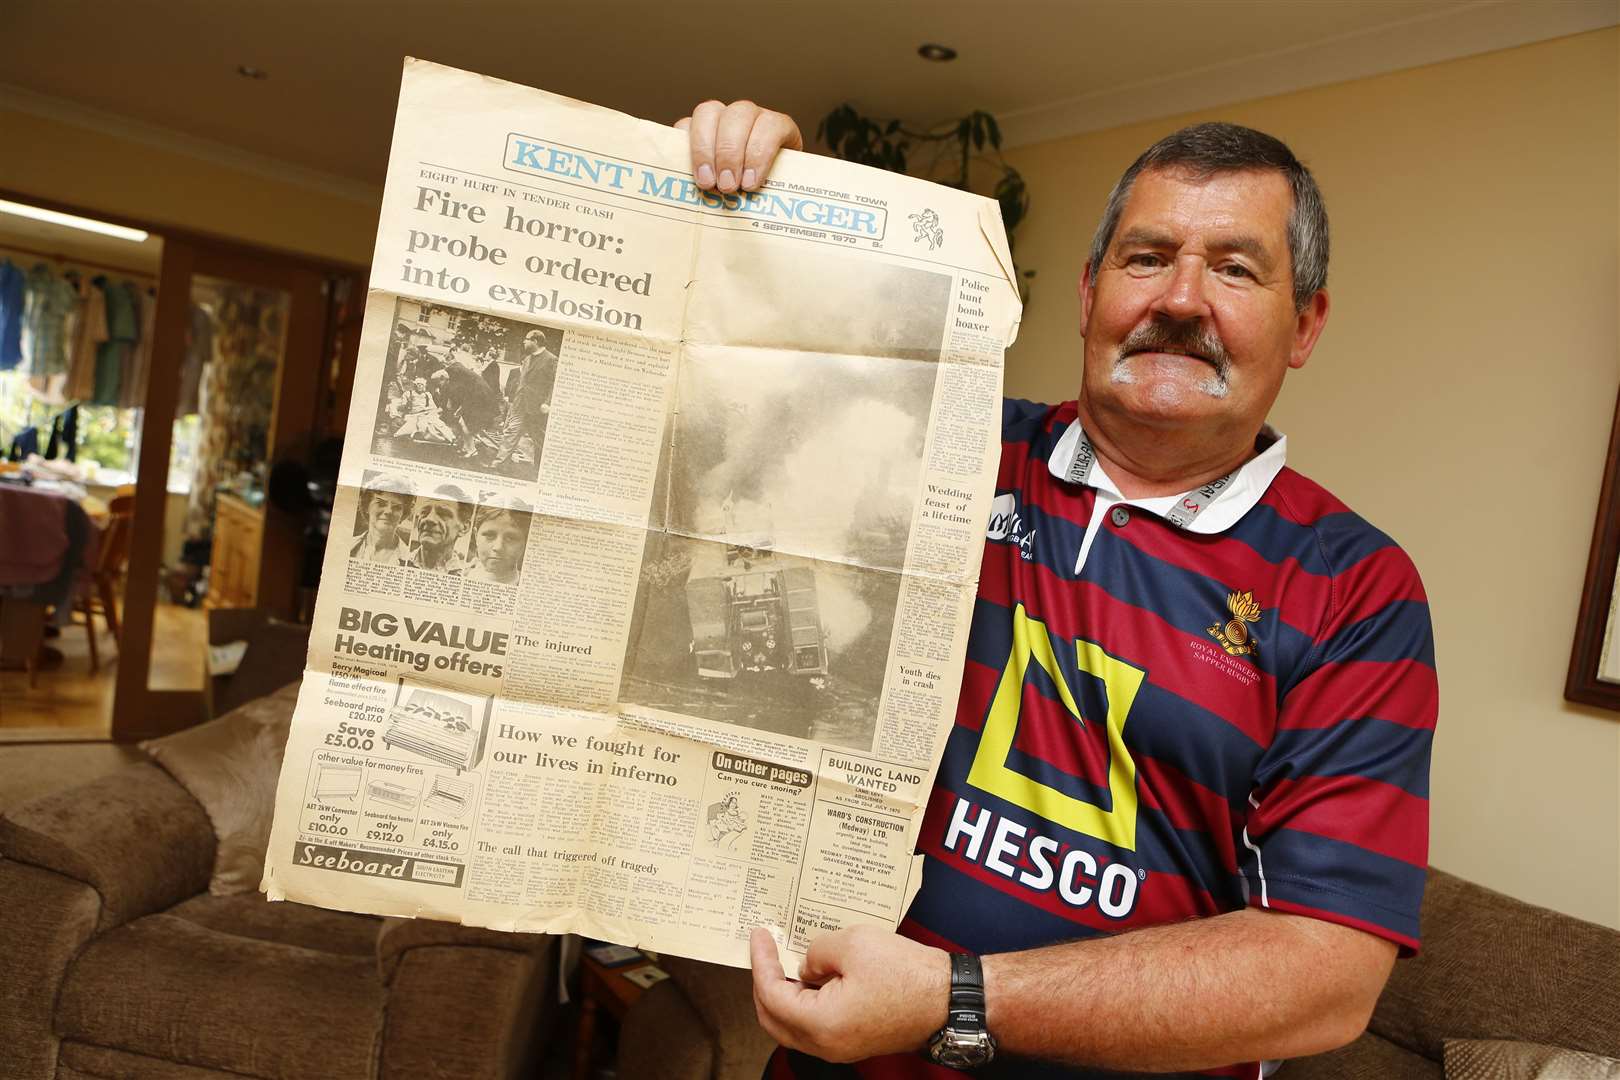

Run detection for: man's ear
[[1078, 262, 1096, 339], [1289, 289, 1331, 370]]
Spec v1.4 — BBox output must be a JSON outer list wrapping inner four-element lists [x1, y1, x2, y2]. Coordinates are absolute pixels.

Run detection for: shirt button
[[1110, 507, 1130, 527]]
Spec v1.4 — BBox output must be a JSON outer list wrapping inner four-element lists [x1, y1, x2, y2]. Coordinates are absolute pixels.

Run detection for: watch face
[[929, 1030, 995, 1069]]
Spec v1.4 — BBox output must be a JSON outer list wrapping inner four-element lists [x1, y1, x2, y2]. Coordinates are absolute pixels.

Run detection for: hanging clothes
[[8, 425, 39, 461], [178, 301, 213, 416], [91, 276, 139, 406], [0, 259, 24, 371], [64, 275, 107, 401], [121, 286, 156, 408], [44, 404, 78, 461], [21, 263, 79, 381]]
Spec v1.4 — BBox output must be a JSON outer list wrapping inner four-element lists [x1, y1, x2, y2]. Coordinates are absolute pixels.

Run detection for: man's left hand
[[750, 926, 950, 1063]]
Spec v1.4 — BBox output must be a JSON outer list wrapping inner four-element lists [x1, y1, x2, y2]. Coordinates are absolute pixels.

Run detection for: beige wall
[[0, 106, 376, 265], [1005, 29, 1620, 928]]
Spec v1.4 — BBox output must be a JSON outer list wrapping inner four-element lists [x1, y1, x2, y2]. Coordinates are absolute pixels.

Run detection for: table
[[572, 950, 664, 1080], [0, 481, 102, 681]]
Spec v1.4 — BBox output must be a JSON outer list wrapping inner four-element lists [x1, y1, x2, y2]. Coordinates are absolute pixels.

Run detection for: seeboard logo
[[294, 843, 464, 888], [986, 493, 1036, 560]]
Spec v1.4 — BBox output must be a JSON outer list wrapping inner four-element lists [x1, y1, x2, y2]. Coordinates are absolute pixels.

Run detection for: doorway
[[0, 192, 363, 742]]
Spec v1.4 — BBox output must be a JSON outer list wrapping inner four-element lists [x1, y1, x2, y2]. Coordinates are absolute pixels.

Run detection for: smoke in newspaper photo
[[372, 298, 561, 480], [663, 347, 939, 572], [349, 469, 534, 586], [686, 239, 954, 362]]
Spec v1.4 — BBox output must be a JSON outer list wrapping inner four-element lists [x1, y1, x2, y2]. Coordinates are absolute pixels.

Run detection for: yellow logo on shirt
[[1207, 589, 1263, 658], [967, 604, 1143, 852]]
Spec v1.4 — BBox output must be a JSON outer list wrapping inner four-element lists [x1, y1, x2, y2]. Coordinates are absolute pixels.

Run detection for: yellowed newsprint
[[262, 59, 1020, 977]]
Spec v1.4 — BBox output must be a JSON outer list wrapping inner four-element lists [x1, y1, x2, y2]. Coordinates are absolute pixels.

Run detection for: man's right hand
[[675, 100, 803, 193]]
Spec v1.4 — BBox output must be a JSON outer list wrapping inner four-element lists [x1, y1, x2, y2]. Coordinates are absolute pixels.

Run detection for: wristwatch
[[926, 952, 997, 1068]]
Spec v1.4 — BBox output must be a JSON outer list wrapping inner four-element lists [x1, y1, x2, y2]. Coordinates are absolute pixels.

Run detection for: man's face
[[367, 492, 406, 535], [474, 514, 525, 580], [414, 499, 465, 550], [1079, 167, 1328, 442]]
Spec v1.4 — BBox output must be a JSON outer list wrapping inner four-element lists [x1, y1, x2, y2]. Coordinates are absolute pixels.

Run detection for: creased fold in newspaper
[[262, 59, 1020, 978]]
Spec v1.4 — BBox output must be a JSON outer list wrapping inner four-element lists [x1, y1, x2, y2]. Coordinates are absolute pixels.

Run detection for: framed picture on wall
[[1565, 388, 1620, 712]]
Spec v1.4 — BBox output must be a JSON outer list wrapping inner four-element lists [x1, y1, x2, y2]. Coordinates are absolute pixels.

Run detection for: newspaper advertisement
[[262, 59, 1021, 976]]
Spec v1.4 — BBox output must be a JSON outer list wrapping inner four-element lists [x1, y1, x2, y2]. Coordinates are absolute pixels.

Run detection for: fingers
[[751, 928, 812, 1048], [743, 110, 804, 190], [680, 100, 803, 193], [685, 100, 726, 191]]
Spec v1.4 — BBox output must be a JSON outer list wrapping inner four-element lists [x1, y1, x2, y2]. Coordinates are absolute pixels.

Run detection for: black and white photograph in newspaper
[[620, 534, 901, 751], [372, 298, 561, 481], [689, 242, 953, 362], [464, 494, 534, 587], [662, 345, 938, 572], [350, 471, 533, 586]]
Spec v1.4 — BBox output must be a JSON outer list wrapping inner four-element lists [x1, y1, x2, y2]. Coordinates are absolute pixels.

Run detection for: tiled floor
[[1, 601, 206, 740]]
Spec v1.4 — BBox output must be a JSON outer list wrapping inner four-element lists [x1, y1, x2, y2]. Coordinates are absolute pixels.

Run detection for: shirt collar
[[1046, 417, 1287, 534]]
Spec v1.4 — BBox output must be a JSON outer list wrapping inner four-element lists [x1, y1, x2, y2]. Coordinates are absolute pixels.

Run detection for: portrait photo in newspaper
[[350, 469, 533, 586], [372, 298, 562, 481], [621, 345, 940, 751]]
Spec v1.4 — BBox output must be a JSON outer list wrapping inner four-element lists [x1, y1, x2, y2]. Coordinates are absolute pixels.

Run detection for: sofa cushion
[[1280, 1032, 1442, 1079], [167, 892, 381, 957], [56, 910, 382, 1078], [617, 977, 716, 1080], [142, 682, 299, 896], [1372, 869, 1620, 1061], [60, 1040, 243, 1078], [663, 955, 776, 1080], [0, 762, 214, 929], [1444, 1038, 1620, 1079]]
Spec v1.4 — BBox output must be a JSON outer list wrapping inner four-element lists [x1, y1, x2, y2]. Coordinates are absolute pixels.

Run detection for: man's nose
[[1151, 256, 1212, 321]]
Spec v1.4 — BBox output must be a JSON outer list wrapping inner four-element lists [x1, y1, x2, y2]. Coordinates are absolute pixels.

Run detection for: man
[[678, 102, 1436, 1078], [350, 477, 413, 564], [427, 361, 504, 460], [405, 483, 473, 572], [491, 328, 557, 469]]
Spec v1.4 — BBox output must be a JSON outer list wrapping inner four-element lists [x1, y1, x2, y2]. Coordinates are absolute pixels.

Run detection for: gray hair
[[1087, 122, 1328, 311]]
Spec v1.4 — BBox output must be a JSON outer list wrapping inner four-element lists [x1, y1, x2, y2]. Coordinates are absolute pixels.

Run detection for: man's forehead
[[1115, 167, 1291, 251]]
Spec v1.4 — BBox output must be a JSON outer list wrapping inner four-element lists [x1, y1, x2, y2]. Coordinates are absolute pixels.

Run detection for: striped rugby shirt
[[771, 398, 1437, 1080]]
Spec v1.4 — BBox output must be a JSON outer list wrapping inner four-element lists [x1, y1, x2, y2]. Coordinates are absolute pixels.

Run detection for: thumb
[[751, 927, 786, 982]]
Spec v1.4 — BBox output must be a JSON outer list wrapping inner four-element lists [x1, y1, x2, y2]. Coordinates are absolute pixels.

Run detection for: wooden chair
[[78, 491, 135, 672]]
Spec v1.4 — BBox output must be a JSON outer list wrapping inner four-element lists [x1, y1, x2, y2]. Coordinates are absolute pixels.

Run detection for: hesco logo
[[967, 604, 1143, 852]]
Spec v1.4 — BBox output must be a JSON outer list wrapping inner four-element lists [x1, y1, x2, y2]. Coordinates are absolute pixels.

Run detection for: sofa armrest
[[662, 955, 777, 1080], [375, 918, 557, 1080], [0, 762, 216, 930], [0, 859, 103, 1078], [375, 915, 552, 982]]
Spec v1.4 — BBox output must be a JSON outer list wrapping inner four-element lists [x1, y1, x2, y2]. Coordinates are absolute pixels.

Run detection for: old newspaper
[[262, 60, 1021, 976]]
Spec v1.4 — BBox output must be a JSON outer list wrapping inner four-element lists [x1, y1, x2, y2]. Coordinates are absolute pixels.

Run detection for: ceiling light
[[0, 199, 148, 242], [917, 43, 957, 62], [237, 65, 269, 80]]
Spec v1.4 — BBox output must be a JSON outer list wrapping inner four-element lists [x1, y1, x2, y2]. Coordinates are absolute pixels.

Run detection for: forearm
[[981, 909, 1395, 1072]]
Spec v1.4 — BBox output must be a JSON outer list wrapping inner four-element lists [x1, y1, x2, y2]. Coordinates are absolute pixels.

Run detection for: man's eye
[[1126, 253, 1164, 268], [1218, 264, 1254, 279]]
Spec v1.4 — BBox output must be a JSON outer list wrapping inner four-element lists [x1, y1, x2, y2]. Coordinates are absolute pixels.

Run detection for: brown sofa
[[0, 759, 557, 1078], [617, 868, 1620, 1079]]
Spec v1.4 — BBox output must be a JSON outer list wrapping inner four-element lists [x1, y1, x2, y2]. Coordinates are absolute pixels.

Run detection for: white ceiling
[[2, 0, 1615, 202]]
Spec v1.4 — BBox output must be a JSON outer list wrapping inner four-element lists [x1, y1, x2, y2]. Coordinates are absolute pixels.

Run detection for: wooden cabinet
[[208, 493, 264, 608]]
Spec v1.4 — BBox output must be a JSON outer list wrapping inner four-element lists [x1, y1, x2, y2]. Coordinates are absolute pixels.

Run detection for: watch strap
[[948, 952, 987, 1025]]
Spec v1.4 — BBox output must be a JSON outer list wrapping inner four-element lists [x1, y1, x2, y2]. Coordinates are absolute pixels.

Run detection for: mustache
[[1116, 318, 1231, 376]]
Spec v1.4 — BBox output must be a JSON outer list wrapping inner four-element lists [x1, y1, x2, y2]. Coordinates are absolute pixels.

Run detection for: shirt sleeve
[[1239, 538, 1437, 954]]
